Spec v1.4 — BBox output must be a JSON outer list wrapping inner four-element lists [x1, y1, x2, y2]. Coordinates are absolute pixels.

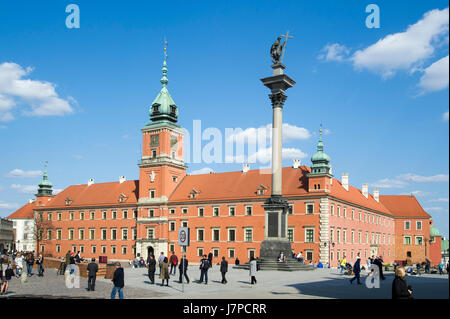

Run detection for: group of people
[[0, 250, 46, 295], [141, 251, 259, 288]]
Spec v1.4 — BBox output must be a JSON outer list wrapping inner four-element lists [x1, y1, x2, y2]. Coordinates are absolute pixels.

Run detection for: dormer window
[[119, 193, 128, 203], [189, 188, 200, 199], [65, 197, 73, 206], [153, 105, 159, 113], [256, 184, 269, 195], [170, 106, 176, 115]]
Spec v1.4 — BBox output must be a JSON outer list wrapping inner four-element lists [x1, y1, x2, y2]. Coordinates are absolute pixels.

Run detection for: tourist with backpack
[[198, 255, 210, 285]]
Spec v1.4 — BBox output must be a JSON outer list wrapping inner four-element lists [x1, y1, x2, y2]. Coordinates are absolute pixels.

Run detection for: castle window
[[287, 228, 294, 242], [288, 205, 293, 215], [148, 209, 154, 218], [102, 211, 107, 219], [244, 228, 253, 242], [182, 208, 188, 214], [306, 204, 314, 215], [245, 206, 252, 216], [305, 228, 314, 243], [152, 149, 157, 158], [169, 221, 175, 232], [213, 207, 219, 217], [416, 221, 422, 230], [123, 210, 128, 219], [404, 221, 411, 230], [150, 190, 155, 198], [212, 228, 220, 241], [90, 211, 95, 220], [229, 206, 236, 216], [172, 176, 178, 182], [112, 211, 117, 219], [170, 106, 176, 115], [197, 228, 204, 241], [404, 236, 411, 245], [198, 207, 204, 217], [80, 211, 84, 220], [228, 228, 236, 242], [153, 105, 159, 113], [415, 236, 423, 246], [169, 208, 175, 214]]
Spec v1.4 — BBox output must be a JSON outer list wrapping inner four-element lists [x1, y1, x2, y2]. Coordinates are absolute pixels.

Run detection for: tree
[[33, 211, 53, 256]]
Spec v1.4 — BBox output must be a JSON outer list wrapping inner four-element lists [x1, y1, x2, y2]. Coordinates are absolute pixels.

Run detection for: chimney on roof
[[88, 178, 94, 186], [293, 159, 300, 169], [362, 183, 369, 198], [329, 165, 333, 185], [242, 164, 250, 173], [373, 189, 380, 202], [341, 173, 349, 191], [119, 176, 126, 184]]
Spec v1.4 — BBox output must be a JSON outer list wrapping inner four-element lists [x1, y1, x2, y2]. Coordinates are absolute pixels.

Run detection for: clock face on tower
[[150, 135, 159, 147]]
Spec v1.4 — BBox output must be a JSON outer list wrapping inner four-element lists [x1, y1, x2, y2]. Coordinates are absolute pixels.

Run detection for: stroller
[[344, 263, 353, 276]]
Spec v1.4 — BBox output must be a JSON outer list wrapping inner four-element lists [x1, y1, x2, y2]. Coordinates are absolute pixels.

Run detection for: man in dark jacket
[[208, 251, 213, 268], [147, 254, 156, 284], [198, 255, 210, 284], [374, 256, 385, 280], [87, 258, 98, 291], [179, 256, 189, 284], [350, 256, 362, 284], [111, 262, 124, 299], [220, 257, 228, 284], [169, 252, 178, 275]]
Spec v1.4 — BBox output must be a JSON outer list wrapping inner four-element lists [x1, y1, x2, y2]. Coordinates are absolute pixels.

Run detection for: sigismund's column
[[259, 36, 296, 260]]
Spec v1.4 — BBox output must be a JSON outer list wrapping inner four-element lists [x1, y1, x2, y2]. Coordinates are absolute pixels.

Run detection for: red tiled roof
[[170, 166, 310, 202], [379, 195, 431, 218], [330, 180, 392, 215], [170, 166, 391, 214], [7, 202, 36, 219], [39, 180, 139, 209]]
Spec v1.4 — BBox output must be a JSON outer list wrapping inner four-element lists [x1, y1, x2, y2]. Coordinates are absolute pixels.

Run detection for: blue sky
[[0, 1, 448, 236]]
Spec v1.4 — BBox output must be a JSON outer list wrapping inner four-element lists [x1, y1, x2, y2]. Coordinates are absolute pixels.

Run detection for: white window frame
[[305, 227, 315, 243], [229, 206, 236, 216], [228, 228, 236, 242], [404, 221, 411, 230]]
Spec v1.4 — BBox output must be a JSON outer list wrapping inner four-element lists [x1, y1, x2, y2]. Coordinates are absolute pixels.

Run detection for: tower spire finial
[[160, 37, 169, 87]]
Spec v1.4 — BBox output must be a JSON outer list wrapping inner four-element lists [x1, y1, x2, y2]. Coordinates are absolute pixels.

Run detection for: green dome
[[149, 60, 178, 123], [311, 150, 331, 163], [430, 225, 442, 237]]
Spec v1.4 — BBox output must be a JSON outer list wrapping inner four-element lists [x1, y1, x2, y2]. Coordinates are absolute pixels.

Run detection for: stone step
[[233, 260, 315, 272]]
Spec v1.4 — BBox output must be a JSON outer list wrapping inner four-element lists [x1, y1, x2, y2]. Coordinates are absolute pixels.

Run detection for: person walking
[[392, 267, 412, 299], [340, 256, 346, 274], [198, 255, 210, 284], [25, 253, 34, 276], [87, 258, 98, 291], [111, 262, 124, 299], [169, 252, 178, 276], [249, 256, 257, 284], [0, 258, 14, 295], [179, 255, 189, 284], [425, 259, 430, 274], [349, 256, 362, 285], [438, 261, 444, 275], [36, 255, 44, 277], [14, 253, 23, 277], [220, 256, 228, 284], [416, 262, 421, 276], [235, 257, 240, 266], [158, 252, 165, 275], [208, 251, 213, 269], [374, 256, 385, 280], [147, 254, 156, 284], [159, 257, 170, 286]]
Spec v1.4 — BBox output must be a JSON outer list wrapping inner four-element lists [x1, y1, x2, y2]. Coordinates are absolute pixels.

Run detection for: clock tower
[[138, 58, 187, 203]]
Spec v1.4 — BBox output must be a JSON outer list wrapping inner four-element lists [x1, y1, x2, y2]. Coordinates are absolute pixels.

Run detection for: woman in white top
[[14, 254, 23, 277]]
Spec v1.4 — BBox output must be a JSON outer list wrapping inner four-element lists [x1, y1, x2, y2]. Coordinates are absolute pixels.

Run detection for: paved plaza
[[1, 265, 448, 299]]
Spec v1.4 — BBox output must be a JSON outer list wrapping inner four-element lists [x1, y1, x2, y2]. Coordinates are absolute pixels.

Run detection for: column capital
[[268, 92, 287, 109]]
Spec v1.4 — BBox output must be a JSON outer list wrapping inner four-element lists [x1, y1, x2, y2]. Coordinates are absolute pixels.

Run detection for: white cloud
[[0, 125, 6, 129], [399, 173, 449, 182], [371, 178, 409, 189], [0, 200, 19, 210], [73, 154, 84, 160], [226, 123, 311, 144], [53, 188, 63, 194], [225, 147, 308, 164], [0, 62, 74, 121], [427, 198, 449, 203], [418, 55, 449, 93], [352, 7, 449, 78], [318, 43, 350, 62], [5, 168, 42, 178], [190, 167, 214, 175], [371, 173, 449, 189], [400, 190, 434, 197], [10, 184, 37, 194], [424, 206, 448, 212], [443, 111, 449, 121]]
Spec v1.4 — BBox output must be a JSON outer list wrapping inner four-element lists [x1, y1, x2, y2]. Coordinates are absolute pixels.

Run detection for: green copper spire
[[36, 161, 53, 197], [310, 125, 332, 175], [148, 39, 178, 124]]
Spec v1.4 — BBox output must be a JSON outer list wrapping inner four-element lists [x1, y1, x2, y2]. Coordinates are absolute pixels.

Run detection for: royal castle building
[[8, 59, 443, 266]]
